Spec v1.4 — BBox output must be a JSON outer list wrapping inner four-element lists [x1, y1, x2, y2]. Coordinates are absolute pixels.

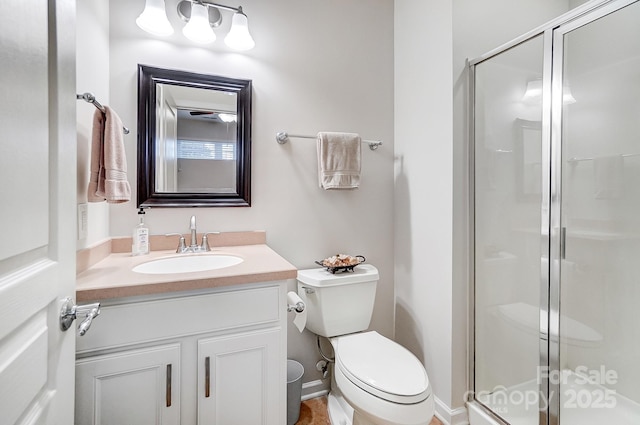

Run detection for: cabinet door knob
[[205, 356, 211, 398]]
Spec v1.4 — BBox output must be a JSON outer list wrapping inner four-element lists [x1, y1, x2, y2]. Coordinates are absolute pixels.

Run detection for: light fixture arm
[[188, 0, 244, 14]]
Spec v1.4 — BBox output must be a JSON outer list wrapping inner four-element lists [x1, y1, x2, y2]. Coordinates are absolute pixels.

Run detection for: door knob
[[60, 297, 101, 336]]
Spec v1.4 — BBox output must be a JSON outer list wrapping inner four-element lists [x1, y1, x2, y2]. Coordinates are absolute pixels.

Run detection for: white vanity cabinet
[[75, 282, 287, 425]]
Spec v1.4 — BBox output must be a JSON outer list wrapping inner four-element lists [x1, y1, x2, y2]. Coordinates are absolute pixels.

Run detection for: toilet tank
[[297, 264, 379, 337]]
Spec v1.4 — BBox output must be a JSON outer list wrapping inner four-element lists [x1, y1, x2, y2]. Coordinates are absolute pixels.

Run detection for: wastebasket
[[287, 359, 304, 425]]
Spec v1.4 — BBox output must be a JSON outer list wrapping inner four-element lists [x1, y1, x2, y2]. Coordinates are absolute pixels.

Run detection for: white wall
[[76, 0, 110, 248], [77, 0, 395, 391], [394, 0, 456, 417]]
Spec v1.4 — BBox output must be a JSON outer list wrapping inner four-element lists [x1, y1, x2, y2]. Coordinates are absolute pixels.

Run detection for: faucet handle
[[165, 233, 187, 253], [200, 232, 220, 252]]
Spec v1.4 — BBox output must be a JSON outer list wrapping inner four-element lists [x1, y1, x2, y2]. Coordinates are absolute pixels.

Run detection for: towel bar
[[567, 152, 640, 163], [276, 132, 382, 151], [77, 92, 130, 135]]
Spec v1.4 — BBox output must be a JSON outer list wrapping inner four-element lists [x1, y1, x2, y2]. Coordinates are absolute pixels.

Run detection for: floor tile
[[295, 396, 330, 425], [295, 396, 444, 425]]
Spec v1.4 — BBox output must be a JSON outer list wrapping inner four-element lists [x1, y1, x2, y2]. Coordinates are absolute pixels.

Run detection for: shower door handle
[[560, 227, 567, 260]]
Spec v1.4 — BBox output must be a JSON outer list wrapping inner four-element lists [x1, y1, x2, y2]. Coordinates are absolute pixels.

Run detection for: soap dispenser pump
[[132, 208, 150, 256]]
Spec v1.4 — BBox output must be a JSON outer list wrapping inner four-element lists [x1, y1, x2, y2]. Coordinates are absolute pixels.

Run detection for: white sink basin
[[132, 254, 243, 274]]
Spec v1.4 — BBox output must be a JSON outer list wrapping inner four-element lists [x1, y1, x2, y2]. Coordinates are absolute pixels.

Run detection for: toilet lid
[[335, 332, 430, 404]]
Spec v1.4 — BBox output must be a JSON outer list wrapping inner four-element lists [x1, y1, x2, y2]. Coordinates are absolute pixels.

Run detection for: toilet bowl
[[297, 265, 434, 425], [331, 332, 434, 425]]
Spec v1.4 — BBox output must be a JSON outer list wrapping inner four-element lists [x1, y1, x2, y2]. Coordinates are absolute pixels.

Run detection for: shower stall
[[468, 0, 640, 424]]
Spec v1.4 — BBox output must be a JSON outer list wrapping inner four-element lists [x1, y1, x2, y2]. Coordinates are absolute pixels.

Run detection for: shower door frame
[[467, 1, 637, 424]]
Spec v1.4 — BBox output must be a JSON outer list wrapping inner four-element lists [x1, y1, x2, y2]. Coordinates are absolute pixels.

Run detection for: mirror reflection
[[138, 65, 251, 207], [515, 119, 542, 201], [155, 84, 238, 193]]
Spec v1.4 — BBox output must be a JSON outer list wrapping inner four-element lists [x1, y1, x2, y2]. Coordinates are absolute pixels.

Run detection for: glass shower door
[[555, 1, 640, 423], [472, 34, 546, 425]]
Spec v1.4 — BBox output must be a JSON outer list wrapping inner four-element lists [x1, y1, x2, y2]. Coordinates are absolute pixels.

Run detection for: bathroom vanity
[[74, 232, 296, 425]]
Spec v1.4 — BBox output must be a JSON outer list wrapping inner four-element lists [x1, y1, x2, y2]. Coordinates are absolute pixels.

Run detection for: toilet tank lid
[[297, 264, 379, 287]]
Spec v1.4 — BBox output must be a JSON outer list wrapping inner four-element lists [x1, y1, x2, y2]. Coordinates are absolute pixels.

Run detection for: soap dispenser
[[132, 208, 150, 256]]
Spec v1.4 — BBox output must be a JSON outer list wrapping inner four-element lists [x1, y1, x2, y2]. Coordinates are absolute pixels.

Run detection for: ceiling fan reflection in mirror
[[179, 109, 237, 122]]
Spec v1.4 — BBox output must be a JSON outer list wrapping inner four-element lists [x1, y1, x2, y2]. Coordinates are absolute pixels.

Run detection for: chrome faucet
[[166, 216, 218, 253], [189, 215, 198, 250]]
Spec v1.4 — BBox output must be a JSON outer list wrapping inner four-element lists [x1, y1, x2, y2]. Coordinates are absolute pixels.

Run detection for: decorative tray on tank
[[315, 255, 366, 274]]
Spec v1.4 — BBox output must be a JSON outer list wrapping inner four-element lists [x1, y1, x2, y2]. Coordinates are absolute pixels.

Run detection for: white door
[[155, 86, 179, 193], [0, 0, 77, 424]]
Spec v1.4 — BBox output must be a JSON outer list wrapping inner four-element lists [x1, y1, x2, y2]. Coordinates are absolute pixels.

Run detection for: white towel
[[87, 106, 131, 203], [593, 155, 623, 199], [317, 132, 361, 190]]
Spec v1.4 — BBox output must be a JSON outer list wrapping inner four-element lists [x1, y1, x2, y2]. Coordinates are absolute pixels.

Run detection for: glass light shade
[[183, 3, 216, 44], [224, 12, 255, 51], [563, 88, 577, 104], [136, 0, 174, 37], [522, 79, 543, 102], [523, 79, 576, 104], [218, 113, 237, 123]]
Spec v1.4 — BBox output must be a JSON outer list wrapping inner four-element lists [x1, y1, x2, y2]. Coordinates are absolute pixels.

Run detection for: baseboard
[[301, 379, 330, 401], [434, 396, 469, 425], [299, 380, 470, 425]]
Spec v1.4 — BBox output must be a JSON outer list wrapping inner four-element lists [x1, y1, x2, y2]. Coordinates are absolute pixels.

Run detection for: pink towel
[[87, 106, 131, 203], [87, 109, 105, 202]]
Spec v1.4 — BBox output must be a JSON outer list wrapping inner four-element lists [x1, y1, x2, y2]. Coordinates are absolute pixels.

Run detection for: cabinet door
[[76, 344, 181, 425], [198, 329, 281, 425]]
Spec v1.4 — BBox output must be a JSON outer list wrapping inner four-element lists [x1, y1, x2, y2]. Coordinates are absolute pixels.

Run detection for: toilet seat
[[333, 332, 430, 404]]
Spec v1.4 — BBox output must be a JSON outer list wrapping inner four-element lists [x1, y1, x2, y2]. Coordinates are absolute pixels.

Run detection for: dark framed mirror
[[137, 65, 251, 207]]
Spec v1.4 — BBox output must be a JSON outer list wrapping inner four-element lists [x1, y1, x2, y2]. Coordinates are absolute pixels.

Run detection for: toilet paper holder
[[287, 291, 306, 313], [287, 300, 305, 313], [287, 291, 307, 333]]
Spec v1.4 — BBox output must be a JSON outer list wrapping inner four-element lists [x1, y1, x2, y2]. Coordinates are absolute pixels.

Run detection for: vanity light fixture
[[523, 79, 576, 104], [176, 1, 255, 50], [136, 0, 174, 37]]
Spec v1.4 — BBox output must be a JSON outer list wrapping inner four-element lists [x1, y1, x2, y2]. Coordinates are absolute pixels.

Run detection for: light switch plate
[[77, 203, 88, 240]]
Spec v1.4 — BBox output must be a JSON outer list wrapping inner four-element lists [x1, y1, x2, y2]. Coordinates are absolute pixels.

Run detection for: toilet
[[297, 264, 434, 425]]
